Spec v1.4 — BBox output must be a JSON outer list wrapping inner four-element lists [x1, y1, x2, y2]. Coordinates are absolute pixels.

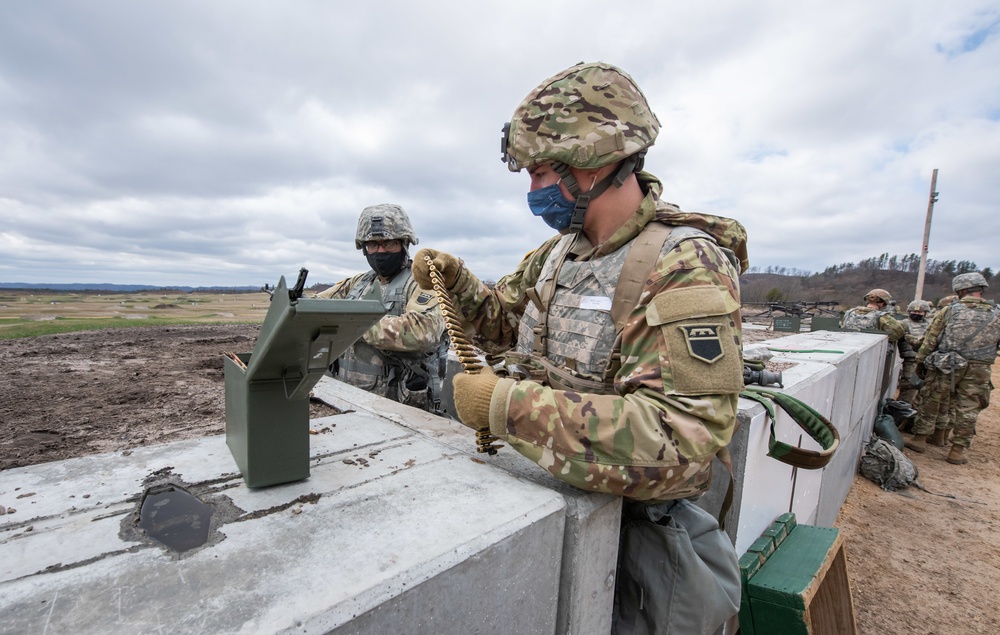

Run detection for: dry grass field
[[0, 290, 271, 339]]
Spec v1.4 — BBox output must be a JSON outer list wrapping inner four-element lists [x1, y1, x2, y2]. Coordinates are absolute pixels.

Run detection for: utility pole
[[914, 169, 939, 302]]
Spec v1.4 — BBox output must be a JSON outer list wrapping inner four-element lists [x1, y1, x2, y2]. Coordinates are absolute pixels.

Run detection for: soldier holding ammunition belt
[[413, 62, 747, 635]]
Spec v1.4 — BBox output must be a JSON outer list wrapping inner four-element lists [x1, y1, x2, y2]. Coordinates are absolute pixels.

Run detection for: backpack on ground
[[859, 434, 918, 491]]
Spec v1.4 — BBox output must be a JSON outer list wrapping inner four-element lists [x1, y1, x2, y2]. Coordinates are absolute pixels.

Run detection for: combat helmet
[[952, 272, 989, 293], [864, 289, 893, 305], [354, 204, 419, 250], [500, 62, 660, 232], [938, 295, 957, 308], [905, 300, 927, 313]]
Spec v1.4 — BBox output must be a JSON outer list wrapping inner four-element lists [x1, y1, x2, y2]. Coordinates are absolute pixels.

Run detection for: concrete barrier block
[[1, 412, 568, 634], [312, 377, 621, 635]]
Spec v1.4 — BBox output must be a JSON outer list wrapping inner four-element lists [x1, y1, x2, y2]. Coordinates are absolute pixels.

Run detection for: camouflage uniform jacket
[[449, 172, 748, 502], [916, 297, 1000, 367], [840, 307, 905, 342], [901, 316, 931, 354], [317, 264, 447, 403]]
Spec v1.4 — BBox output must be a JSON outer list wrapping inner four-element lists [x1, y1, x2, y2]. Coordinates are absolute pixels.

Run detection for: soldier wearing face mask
[[316, 204, 448, 413]]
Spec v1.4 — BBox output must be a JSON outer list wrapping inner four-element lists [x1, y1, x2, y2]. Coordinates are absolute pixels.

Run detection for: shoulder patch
[[416, 292, 433, 305], [679, 324, 724, 363]]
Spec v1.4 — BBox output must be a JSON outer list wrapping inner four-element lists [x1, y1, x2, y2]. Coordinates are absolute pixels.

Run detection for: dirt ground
[[2, 324, 999, 634]]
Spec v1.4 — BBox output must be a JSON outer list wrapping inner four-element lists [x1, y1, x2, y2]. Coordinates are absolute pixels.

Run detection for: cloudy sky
[[2, 1, 998, 288]]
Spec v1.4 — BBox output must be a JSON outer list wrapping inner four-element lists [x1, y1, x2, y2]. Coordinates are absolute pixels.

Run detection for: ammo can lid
[[246, 275, 385, 384]]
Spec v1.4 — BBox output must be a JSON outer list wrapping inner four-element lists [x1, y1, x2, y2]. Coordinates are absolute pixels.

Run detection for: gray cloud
[[1, 1, 998, 289]]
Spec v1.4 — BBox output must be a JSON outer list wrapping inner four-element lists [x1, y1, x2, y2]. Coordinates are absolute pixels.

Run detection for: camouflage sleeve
[[486, 236, 743, 502], [879, 315, 905, 342], [361, 284, 445, 353], [447, 238, 560, 348], [313, 276, 357, 299], [915, 309, 949, 364]]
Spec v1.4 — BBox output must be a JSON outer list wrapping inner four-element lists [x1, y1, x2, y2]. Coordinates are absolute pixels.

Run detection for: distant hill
[[741, 269, 981, 310]]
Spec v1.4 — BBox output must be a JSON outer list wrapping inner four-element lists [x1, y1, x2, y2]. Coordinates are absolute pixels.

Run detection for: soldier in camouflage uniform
[[906, 273, 1000, 463], [316, 204, 448, 413], [896, 300, 933, 405], [839, 289, 906, 342], [413, 62, 745, 634]]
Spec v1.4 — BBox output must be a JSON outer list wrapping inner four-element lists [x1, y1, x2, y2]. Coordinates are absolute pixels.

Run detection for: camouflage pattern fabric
[[840, 306, 905, 342], [502, 62, 660, 172], [442, 171, 746, 502], [911, 368, 952, 435], [928, 299, 1000, 363], [354, 203, 419, 249], [912, 297, 1000, 446], [316, 265, 446, 410], [897, 316, 931, 404], [947, 363, 993, 447]]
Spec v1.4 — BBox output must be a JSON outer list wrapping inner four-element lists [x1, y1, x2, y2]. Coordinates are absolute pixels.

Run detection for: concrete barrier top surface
[[0, 409, 567, 634]]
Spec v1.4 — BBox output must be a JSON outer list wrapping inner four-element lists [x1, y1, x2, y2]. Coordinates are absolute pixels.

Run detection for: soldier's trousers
[[949, 363, 993, 448], [913, 369, 951, 436], [913, 363, 993, 447], [897, 358, 920, 405]]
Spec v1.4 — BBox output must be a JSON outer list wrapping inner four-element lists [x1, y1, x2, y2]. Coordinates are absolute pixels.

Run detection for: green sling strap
[[739, 386, 840, 469]]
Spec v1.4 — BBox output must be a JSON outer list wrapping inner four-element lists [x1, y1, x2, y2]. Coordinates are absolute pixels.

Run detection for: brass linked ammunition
[[424, 255, 502, 455]]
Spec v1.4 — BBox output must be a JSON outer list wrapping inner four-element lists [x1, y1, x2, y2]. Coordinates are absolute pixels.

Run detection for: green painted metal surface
[[225, 275, 385, 488]]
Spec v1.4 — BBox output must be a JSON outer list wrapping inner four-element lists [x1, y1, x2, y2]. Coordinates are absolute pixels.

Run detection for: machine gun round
[[423, 256, 503, 455]]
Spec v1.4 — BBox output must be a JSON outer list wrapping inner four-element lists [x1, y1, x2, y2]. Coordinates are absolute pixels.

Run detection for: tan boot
[[946, 445, 968, 465], [905, 433, 928, 453], [928, 428, 949, 447]]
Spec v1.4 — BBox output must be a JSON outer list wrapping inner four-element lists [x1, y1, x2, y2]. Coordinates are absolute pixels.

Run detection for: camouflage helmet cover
[[952, 272, 989, 292], [864, 288, 893, 304], [501, 62, 661, 172], [938, 295, 957, 308], [906, 300, 931, 313], [354, 204, 419, 250]]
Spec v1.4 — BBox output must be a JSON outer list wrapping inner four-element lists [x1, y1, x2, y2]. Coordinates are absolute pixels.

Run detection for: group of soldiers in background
[[842, 275, 1000, 465]]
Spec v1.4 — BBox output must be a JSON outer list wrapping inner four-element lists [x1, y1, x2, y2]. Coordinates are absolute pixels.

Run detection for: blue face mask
[[526, 182, 577, 231]]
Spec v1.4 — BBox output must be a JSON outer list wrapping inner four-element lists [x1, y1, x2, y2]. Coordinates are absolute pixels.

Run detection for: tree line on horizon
[[740, 252, 994, 307], [747, 252, 993, 281]]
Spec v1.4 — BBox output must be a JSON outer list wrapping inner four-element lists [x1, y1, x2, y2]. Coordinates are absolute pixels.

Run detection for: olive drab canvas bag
[[612, 499, 741, 635]]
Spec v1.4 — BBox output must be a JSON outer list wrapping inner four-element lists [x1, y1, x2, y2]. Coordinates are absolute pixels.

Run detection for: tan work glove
[[452, 367, 499, 430], [412, 248, 463, 291]]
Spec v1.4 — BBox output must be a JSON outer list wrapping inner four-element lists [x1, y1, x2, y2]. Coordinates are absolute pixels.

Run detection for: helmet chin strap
[[552, 152, 645, 233]]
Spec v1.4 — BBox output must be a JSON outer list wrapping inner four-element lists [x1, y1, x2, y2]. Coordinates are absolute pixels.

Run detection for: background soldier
[[906, 273, 1000, 463], [414, 62, 746, 634], [840, 288, 906, 342], [896, 300, 933, 405], [936, 294, 958, 313], [317, 204, 447, 413]]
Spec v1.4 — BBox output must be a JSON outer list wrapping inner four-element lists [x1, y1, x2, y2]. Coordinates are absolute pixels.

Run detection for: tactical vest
[[508, 223, 717, 393], [937, 301, 1000, 363], [841, 307, 886, 331], [338, 266, 447, 408], [904, 318, 930, 340]]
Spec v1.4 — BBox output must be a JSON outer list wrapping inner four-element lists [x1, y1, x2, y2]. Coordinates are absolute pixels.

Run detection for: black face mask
[[909, 313, 924, 322], [366, 251, 406, 278]]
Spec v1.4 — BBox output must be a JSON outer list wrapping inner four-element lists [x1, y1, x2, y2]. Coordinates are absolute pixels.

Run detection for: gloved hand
[[412, 248, 463, 291], [915, 363, 928, 380], [452, 367, 499, 430]]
